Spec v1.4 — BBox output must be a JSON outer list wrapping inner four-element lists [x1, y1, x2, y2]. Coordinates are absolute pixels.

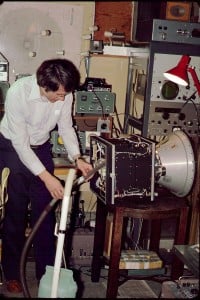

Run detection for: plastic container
[[38, 265, 77, 298]]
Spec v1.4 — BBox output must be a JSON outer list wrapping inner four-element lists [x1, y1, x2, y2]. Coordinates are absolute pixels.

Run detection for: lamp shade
[[163, 55, 191, 86]]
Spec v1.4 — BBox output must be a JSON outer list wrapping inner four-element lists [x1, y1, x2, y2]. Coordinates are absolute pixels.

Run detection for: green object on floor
[[38, 266, 77, 298]]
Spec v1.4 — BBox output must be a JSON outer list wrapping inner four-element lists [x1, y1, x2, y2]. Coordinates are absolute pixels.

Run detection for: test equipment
[[0, 52, 9, 82], [90, 134, 156, 203], [90, 130, 195, 205], [142, 19, 200, 137], [75, 90, 116, 115], [75, 77, 115, 115], [50, 131, 68, 156]]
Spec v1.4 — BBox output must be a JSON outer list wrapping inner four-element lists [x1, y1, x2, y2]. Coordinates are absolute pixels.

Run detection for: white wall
[[0, 1, 145, 132], [0, 1, 95, 84]]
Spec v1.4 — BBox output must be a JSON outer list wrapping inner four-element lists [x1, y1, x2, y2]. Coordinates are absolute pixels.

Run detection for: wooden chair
[[91, 194, 189, 298], [0, 167, 10, 284]]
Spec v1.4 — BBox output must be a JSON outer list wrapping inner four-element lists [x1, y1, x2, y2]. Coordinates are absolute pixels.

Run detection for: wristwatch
[[74, 156, 85, 166]]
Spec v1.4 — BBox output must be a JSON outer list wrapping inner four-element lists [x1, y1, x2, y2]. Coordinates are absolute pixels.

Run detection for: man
[[0, 58, 93, 293]]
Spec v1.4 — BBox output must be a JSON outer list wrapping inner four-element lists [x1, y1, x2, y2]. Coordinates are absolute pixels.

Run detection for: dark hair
[[36, 58, 80, 92]]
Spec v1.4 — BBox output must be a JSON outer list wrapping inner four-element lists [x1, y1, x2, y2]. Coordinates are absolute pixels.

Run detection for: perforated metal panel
[[142, 41, 200, 137]]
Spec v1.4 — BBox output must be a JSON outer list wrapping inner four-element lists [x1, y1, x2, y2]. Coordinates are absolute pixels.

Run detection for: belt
[[30, 140, 49, 149], [30, 145, 41, 149]]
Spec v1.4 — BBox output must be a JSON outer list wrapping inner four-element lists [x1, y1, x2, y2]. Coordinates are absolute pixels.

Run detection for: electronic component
[[146, 53, 200, 136], [97, 118, 111, 133], [75, 90, 116, 114], [50, 130, 86, 157], [51, 116, 112, 157], [89, 40, 103, 54], [78, 77, 112, 92], [0, 62, 8, 82], [142, 41, 200, 137], [152, 19, 200, 45], [90, 130, 195, 204], [140, 20, 200, 137], [90, 135, 156, 204], [50, 130, 67, 156], [85, 131, 100, 149], [67, 227, 94, 266], [161, 278, 199, 298], [0, 52, 9, 82], [77, 131, 86, 154], [0, 81, 9, 104]]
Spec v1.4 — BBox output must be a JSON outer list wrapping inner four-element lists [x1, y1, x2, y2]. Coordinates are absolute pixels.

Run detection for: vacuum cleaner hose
[[20, 198, 59, 298], [20, 159, 105, 298]]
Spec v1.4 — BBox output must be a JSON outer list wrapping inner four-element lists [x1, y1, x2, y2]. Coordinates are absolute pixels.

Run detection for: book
[[119, 250, 163, 270]]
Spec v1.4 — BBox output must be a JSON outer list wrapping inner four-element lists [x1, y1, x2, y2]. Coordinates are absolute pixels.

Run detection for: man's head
[[36, 58, 80, 99]]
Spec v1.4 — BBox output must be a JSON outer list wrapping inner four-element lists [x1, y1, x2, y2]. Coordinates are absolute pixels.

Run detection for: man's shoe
[[6, 280, 22, 293]]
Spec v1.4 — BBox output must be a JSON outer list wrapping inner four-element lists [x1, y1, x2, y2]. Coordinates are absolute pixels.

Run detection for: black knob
[[179, 113, 185, 121], [190, 288, 198, 295], [162, 112, 169, 120]]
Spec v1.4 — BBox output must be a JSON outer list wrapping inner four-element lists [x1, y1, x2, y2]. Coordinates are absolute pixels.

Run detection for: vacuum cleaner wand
[[20, 159, 106, 298], [73, 159, 105, 188]]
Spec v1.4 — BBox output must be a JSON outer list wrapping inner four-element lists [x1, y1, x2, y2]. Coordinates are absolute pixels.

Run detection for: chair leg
[[91, 200, 107, 282], [106, 207, 124, 299], [0, 263, 3, 285], [171, 206, 189, 280]]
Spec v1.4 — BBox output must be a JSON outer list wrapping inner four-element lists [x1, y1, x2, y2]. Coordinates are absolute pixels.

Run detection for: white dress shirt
[[0, 75, 80, 175]]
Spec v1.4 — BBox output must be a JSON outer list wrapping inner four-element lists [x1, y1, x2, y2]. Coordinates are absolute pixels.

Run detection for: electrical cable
[[19, 159, 105, 298], [114, 105, 123, 133]]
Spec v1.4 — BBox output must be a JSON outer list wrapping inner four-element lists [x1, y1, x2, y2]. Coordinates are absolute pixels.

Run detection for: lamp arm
[[188, 66, 200, 96]]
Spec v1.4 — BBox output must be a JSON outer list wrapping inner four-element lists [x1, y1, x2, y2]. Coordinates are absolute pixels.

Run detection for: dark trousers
[[0, 133, 56, 281]]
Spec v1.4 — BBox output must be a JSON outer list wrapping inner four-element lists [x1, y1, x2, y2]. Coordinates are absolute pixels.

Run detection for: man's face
[[40, 85, 69, 102]]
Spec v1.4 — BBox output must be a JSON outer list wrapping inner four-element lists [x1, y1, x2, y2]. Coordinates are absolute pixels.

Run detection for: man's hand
[[76, 158, 93, 180], [39, 170, 64, 200]]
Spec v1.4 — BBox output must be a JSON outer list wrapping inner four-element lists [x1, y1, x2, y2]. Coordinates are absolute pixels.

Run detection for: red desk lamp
[[163, 55, 200, 96]]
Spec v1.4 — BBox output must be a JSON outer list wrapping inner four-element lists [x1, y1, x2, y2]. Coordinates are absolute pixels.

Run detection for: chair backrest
[[0, 167, 10, 220]]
